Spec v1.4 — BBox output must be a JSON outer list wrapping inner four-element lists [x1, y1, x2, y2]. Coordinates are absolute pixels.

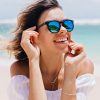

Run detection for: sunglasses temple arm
[[37, 23, 46, 29]]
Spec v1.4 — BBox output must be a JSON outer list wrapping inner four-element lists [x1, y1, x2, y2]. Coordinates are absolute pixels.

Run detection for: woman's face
[[37, 8, 71, 54]]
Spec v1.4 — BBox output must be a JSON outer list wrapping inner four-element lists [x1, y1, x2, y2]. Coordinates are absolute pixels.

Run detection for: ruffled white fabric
[[7, 74, 96, 100]]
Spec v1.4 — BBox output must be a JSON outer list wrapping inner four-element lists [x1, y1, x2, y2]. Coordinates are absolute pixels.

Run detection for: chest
[[42, 71, 64, 91]]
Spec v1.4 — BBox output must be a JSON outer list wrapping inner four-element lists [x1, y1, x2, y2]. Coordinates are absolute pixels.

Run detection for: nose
[[59, 25, 67, 34]]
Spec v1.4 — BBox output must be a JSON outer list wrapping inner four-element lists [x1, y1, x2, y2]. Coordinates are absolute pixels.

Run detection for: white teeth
[[54, 38, 68, 42]]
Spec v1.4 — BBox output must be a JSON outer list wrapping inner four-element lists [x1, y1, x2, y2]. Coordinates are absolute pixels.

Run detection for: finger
[[68, 43, 76, 56], [69, 42, 75, 46], [69, 41, 79, 46], [22, 30, 39, 40], [71, 46, 84, 56], [68, 41, 75, 52], [69, 43, 83, 50], [71, 44, 80, 50], [68, 44, 78, 54], [21, 32, 38, 49], [69, 39, 74, 43]]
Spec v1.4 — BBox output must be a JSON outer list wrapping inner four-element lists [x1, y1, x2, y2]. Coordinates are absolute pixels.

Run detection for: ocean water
[[0, 22, 100, 63], [72, 25, 100, 63]]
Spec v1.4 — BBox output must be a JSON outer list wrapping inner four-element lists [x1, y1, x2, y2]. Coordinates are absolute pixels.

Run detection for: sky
[[0, 0, 100, 20]]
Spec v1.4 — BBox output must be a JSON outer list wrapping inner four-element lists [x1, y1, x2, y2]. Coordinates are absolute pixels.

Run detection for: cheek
[[37, 36, 51, 52], [38, 29, 52, 43], [37, 33, 48, 45], [37, 27, 55, 46], [68, 32, 72, 41], [39, 36, 51, 44], [38, 34, 54, 50]]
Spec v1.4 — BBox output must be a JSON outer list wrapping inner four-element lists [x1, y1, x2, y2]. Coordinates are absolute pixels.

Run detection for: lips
[[53, 37, 68, 43]]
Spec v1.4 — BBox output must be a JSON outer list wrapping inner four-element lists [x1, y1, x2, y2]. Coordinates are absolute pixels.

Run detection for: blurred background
[[0, 0, 100, 100]]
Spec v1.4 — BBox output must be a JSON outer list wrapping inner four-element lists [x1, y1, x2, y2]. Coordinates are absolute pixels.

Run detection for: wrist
[[29, 58, 40, 69], [29, 57, 39, 63], [63, 78, 76, 85], [64, 67, 76, 80], [64, 73, 76, 80], [62, 79, 76, 92]]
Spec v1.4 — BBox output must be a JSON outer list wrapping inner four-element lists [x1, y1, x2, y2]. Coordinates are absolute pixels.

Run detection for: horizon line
[[0, 18, 100, 25]]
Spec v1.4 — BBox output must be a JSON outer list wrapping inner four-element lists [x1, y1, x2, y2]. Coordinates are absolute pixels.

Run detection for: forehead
[[38, 8, 66, 24]]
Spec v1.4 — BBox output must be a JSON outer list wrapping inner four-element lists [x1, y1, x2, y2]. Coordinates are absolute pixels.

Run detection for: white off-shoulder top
[[7, 74, 96, 100]]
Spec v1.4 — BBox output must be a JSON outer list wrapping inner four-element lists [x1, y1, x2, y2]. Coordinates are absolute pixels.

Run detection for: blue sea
[[0, 21, 100, 64]]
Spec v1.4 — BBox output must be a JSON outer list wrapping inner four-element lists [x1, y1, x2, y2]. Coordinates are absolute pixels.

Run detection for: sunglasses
[[37, 19, 74, 33]]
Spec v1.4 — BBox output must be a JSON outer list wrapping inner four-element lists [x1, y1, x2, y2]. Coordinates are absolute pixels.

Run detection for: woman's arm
[[21, 26, 47, 100], [61, 42, 86, 100], [29, 59, 47, 100], [61, 69, 76, 100]]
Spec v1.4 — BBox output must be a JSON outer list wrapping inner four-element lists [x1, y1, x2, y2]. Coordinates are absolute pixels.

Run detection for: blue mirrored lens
[[48, 21, 60, 33], [63, 20, 74, 32]]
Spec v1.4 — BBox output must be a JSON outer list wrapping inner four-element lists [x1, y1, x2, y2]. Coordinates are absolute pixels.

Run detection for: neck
[[40, 52, 64, 76]]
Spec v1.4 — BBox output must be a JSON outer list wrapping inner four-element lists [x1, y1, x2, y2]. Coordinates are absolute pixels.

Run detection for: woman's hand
[[20, 26, 40, 60], [64, 41, 86, 79]]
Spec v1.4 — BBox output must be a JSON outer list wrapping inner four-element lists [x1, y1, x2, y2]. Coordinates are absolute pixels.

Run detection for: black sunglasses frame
[[37, 19, 74, 33]]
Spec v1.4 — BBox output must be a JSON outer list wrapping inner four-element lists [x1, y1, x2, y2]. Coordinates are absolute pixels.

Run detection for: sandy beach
[[0, 56, 100, 100]]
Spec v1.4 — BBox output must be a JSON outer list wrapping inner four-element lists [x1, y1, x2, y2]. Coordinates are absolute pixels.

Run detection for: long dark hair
[[8, 0, 62, 61]]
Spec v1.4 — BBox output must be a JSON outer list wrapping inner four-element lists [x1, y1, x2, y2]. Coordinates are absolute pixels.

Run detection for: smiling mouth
[[53, 37, 69, 43]]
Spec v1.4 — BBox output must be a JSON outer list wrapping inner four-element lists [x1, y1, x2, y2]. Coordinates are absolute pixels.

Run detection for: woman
[[8, 0, 95, 100]]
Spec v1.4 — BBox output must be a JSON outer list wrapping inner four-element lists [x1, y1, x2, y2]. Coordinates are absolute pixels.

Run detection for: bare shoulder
[[78, 57, 94, 76], [10, 60, 29, 78]]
